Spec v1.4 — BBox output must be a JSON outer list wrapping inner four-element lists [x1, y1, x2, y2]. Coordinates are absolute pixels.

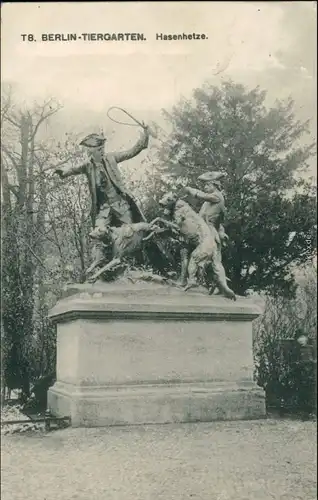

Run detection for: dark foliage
[[157, 80, 316, 296]]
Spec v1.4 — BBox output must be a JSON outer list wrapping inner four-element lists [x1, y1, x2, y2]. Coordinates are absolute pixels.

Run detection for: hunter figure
[[55, 126, 150, 276], [184, 170, 229, 246]]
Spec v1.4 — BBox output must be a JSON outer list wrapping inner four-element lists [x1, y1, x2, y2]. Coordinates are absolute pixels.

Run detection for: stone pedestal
[[47, 283, 266, 427]]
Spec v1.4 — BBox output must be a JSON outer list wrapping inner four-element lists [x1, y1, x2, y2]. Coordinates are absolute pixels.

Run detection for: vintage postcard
[[1, 2, 316, 500]]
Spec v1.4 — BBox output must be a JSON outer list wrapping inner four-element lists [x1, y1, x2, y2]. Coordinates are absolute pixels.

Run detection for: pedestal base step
[[48, 381, 266, 427]]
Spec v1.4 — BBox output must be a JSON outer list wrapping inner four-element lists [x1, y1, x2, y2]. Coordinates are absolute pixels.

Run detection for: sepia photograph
[[1, 2, 317, 499]]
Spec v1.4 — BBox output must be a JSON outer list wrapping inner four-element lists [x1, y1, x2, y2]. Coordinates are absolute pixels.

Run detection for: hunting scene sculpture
[[55, 108, 236, 300]]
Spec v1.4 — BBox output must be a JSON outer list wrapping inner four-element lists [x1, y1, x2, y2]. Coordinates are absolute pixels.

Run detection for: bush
[[22, 372, 56, 414], [253, 266, 317, 416]]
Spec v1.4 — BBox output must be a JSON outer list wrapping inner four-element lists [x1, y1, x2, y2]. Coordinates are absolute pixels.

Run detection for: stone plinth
[[47, 283, 266, 426]]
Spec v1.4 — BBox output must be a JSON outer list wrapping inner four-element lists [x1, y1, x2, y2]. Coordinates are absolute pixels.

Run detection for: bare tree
[[1, 88, 62, 398]]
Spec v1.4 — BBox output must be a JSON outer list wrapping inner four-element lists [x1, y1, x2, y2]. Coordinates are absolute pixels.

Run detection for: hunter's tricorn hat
[[198, 171, 226, 182], [79, 133, 106, 148], [198, 171, 227, 189]]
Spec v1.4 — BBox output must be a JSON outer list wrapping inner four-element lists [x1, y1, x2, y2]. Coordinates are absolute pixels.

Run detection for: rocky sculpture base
[[47, 281, 266, 427]]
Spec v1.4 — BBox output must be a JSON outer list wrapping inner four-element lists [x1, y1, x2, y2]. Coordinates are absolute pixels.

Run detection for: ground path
[[1, 419, 316, 500]]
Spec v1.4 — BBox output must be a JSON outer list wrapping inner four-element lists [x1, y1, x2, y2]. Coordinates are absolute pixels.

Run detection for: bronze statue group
[[55, 121, 236, 301]]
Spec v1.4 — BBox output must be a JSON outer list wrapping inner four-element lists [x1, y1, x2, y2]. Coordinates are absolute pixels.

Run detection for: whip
[[106, 107, 218, 171], [107, 106, 160, 140], [45, 107, 193, 174], [106, 107, 202, 177]]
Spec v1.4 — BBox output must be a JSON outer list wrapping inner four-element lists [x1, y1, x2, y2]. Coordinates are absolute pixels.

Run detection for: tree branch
[[24, 240, 47, 270], [29, 100, 62, 140]]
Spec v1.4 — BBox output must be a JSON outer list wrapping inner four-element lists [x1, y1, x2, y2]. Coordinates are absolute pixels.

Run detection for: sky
[[1, 1, 317, 172]]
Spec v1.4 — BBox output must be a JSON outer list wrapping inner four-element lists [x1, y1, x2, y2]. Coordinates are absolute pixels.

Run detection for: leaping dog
[[153, 191, 236, 301]]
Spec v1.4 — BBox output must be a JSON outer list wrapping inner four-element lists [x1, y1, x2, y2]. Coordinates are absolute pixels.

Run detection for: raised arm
[[184, 186, 222, 203], [113, 126, 150, 163], [55, 161, 89, 178]]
